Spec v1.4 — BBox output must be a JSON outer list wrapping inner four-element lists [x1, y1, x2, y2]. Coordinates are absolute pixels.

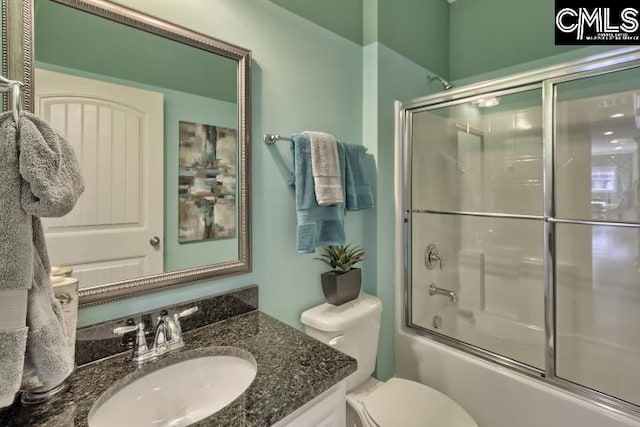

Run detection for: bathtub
[[397, 313, 640, 427], [415, 306, 545, 369]]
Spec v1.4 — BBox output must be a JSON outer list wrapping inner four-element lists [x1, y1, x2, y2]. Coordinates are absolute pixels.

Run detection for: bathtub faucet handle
[[425, 243, 443, 269]]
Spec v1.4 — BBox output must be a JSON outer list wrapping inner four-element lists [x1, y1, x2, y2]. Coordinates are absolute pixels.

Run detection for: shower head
[[427, 75, 454, 91]]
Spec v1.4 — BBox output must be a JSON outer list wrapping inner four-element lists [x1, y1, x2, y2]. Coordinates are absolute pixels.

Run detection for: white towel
[[304, 131, 343, 206]]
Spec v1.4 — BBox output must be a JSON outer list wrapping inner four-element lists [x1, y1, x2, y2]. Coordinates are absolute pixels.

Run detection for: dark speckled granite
[[74, 285, 259, 365], [0, 310, 356, 426]]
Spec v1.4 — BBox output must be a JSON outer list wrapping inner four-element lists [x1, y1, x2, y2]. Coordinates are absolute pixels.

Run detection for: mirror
[[5, 0, 251, 307]]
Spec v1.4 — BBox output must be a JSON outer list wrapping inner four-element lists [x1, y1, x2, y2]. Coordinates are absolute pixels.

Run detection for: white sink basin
[[88, 347, 257, 427]]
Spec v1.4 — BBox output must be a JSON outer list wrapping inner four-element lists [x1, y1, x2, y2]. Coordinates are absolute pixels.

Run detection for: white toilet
[[301, 293, 478, 427]]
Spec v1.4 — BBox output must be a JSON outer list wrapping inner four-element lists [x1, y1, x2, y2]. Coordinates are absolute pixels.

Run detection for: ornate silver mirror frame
[[3, 0, 252, 307]]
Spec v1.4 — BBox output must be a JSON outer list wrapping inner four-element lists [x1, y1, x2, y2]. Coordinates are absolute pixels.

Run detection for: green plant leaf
[[315, 243, 365, 273]]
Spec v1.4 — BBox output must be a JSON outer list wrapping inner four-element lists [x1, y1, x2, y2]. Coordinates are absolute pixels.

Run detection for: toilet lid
[[362, 378, 477, 427]]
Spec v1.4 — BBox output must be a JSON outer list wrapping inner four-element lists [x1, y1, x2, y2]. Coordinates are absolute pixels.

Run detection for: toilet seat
[[361, 378, 477, 427]]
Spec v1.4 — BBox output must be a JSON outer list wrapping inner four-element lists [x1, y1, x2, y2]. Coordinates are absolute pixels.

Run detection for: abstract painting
[[178, 121, 237, 243]]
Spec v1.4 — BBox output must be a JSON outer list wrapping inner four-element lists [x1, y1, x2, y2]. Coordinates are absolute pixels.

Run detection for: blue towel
[[339, 142, 374, 211], [289, 134, 345, 253]]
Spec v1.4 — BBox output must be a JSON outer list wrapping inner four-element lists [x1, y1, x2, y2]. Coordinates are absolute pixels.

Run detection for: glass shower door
[[553, 66, 640, 406], [409, 88, 546, 370]]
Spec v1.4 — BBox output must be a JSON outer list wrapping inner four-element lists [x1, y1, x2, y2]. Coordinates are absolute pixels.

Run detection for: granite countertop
[[0, 311, 357, 427]]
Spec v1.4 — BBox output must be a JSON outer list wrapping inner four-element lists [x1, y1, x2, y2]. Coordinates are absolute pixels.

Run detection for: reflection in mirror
[[16, 0, 251, 306]]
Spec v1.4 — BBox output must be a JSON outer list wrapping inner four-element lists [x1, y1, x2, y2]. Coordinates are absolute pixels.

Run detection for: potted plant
[[315, 244, 365, 305]]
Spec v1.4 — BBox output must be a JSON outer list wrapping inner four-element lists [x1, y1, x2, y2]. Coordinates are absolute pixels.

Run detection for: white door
[[35, 68, 164, 289]]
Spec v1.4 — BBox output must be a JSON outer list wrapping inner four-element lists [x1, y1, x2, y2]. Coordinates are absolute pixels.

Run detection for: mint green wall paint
[[363, 37, 442, 380], [268, 0, 363, 45], [78, 0, 368, 344], [363, 0, 449, 380], [378, 0, 449, 78], [35, 0, 236, 103], [266, 0, 450, 80], [362, 0, 378, 46], [448, 0, 583, 81], [452, 45, 619, 87], [362, 41, 388, 380], [356, 0, 616, 86], [35, 61, 238, 272]]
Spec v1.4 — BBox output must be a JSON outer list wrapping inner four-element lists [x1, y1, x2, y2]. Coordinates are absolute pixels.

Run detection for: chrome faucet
[[155, 306, 198, 352], [429, 283, 457, 303], [113, 306, 198, 364], [425, 243, 443, 270]]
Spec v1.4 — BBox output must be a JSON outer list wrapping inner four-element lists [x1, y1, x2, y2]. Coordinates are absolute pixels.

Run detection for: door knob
[[149, 236, 161, 248]]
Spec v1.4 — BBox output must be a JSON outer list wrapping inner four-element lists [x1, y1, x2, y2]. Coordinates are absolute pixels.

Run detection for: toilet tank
[[300, 293, 382, 391]]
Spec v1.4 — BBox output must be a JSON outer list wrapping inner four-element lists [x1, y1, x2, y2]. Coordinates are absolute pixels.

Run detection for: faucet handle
[[425, 243, 444, 270], [161, 306, 198, 351], [176, 306, 198, 319], [113, 324, 138, 335], [173, 306, 198, 330], [175, 304, 198, 330], [113, 322, 151, 362]]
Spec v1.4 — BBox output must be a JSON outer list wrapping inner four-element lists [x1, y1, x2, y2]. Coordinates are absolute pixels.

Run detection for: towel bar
[[264, 134, 293, 145], [264, 133, 367, 153]]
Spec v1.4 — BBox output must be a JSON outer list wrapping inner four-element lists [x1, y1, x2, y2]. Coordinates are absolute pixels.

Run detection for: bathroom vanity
[[0, 286, 356, 426]]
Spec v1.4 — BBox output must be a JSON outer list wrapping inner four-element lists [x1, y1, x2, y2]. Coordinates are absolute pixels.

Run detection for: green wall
[[363, 41, 441, 380], [378, 0, 450, 79], [270, 0, 615, 83], [266, 0, 450, 79], [268, 0, 363, 45], [448, 0, 582, 81], [361, 0, 448, 380]]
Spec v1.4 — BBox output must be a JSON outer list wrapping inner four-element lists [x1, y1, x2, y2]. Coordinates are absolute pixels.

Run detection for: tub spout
[[429, 283, 457, 303]]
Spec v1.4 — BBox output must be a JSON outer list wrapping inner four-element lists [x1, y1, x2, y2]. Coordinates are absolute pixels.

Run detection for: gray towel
[[19, 113, 85, 218], [0, 327, 28, 407], [21, 218, 74, 393], [0, 289, 27, 329], [0, 112, 84, 291], [304, 131, 344, 206], [0, 114, 34, 291], [0, 112, 83, 406]]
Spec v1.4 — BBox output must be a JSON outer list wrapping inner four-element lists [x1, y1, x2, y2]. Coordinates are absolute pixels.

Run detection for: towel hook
[[10, 81, 23, 125]]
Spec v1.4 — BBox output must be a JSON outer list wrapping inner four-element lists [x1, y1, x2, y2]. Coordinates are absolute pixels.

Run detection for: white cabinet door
[[272, 381, 346, 427]]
